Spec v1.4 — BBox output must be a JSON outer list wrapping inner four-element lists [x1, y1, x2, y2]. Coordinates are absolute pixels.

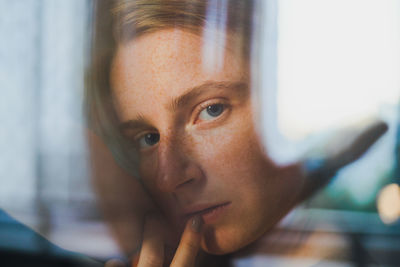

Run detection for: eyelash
[[193, 99, 229, 124]]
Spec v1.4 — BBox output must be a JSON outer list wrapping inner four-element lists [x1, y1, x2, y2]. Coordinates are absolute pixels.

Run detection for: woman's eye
[[198, 104, 224, 121], [138, 133, 160, 148]]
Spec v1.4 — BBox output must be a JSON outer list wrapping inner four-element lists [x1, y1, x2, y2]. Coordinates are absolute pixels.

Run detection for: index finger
[[170, 216, 203, 267]]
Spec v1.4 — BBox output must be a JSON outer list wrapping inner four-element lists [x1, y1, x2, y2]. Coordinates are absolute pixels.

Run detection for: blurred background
[[0, 0, 399, 266], [0, 0, 118, 263]]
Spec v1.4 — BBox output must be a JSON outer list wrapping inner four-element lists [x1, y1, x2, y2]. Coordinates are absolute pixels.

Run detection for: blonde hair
[[86, 0, 254, 175]]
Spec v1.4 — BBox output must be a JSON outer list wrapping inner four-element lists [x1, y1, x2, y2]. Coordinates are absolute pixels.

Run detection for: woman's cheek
[[138, 153, 159, 188], [192, 126, 255, 177]]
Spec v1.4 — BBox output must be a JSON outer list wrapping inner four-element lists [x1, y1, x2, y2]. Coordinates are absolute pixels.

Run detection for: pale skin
[[105, 28, 305, 266]]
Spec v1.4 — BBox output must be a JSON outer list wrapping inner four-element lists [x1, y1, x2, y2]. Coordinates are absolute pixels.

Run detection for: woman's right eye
[[137, 133, 160, 149]]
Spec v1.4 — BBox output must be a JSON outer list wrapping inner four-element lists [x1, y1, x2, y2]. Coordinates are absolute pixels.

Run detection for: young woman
[[86, 1, 387, 266]]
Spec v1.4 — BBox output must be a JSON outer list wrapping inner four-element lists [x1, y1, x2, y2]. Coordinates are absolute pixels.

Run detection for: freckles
[[147, 32, 205, 86], [210, 128, 265, 182], [192, 130, 244, 174]]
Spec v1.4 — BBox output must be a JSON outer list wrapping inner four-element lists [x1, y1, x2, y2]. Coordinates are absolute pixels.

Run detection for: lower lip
[[199, 203, 231, 224]]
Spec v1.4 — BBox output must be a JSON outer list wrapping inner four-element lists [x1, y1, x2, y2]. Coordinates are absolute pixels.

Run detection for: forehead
[[110, 29, 246, 122]]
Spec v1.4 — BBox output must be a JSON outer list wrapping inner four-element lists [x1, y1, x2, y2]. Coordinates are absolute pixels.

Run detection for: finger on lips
[[132, 215, 203, 267], [170, 215, 203, 267]]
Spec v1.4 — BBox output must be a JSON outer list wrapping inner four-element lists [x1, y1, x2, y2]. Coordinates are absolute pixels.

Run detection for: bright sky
[[277, 0, 400, 140]]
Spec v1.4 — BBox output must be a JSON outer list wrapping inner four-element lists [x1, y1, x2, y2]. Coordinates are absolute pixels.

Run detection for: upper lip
[[183, 202, 230, 218]]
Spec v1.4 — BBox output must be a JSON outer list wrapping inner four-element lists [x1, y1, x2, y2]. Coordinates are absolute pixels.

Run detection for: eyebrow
[[119, 113, 150, 133], [119, 80, 249, 132]]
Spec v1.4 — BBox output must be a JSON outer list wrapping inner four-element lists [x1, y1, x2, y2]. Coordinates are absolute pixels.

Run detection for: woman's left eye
[[198, 103, 225, 121]]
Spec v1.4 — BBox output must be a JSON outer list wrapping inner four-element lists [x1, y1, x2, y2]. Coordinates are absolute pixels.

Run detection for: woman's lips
[[184, 202, 231, 224]]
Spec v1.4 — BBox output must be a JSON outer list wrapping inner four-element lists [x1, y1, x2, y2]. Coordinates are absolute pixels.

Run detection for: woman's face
[[111, 29, 300, 254]]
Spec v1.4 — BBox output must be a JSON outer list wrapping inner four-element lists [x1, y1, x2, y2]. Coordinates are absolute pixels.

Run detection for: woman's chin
[[200, 225, 257, 255], [199, 216, 278, 255], [201, 239, 238, 255]]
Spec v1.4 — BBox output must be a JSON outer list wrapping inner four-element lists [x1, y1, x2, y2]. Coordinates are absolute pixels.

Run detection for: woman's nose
[[155, 137, 204, 193]]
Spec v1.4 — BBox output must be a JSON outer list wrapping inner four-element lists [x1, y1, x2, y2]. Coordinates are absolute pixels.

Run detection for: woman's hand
[[297, 119, 388, 203], [89, 130, 204, 266], [88, 130, 157, 256], [105, 215, 203, 267], [133, 215, 203, 267]]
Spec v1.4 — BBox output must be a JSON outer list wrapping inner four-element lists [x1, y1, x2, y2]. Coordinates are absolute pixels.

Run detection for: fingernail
[[191, 215, 203, 233]]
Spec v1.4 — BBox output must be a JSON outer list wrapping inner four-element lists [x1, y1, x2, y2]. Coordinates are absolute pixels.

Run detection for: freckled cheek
[[136, 114, 262, 190], [190, 124, 259, 178]]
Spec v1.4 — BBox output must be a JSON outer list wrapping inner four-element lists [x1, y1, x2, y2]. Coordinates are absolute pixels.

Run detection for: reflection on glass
[[0, 0, 399, 266]]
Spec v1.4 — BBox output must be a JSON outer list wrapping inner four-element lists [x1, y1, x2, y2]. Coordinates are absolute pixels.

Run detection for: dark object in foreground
[[299, 119, 389, 203], [0, 250, 101, 267]]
